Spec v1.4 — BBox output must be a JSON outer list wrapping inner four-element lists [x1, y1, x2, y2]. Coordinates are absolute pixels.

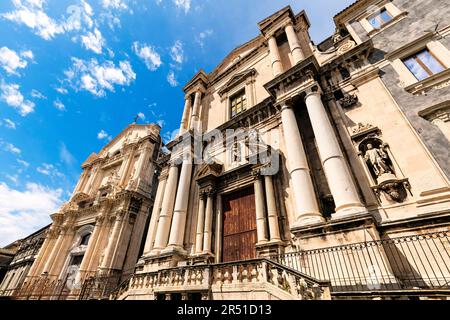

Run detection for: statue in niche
[[107, 170, 119, 185], [232, 140, 242, 163], [364, 143, 393, 178]]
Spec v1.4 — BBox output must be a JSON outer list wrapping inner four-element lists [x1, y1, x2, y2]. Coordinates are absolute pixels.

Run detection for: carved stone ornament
[[339, 94, 359, 108], [372, 178, 412, 203], [337, 39, 356, 54], [351, 122, 376, 136]]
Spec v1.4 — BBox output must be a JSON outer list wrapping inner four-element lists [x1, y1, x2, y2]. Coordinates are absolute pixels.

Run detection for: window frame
[[229, 89, 247, 119], [402, 49, 446, 81], [367, 8, 393, 30]]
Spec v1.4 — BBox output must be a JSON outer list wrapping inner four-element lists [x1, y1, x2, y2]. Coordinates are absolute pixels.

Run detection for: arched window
[[80, 233, 91, 246]]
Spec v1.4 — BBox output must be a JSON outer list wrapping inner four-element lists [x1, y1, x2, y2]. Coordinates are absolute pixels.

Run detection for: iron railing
[[7, 271, 122, 300], [269, 231, 450, 293]]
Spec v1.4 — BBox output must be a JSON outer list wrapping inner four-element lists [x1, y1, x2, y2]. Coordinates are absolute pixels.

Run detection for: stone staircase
[[111, 258, 331, 300]]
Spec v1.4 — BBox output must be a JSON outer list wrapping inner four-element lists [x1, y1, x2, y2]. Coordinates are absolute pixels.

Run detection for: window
[[368, 8, 392, 29], [403, 49, 445, 81], [80, 233, 91, 246], [230, 90, 247, 118]]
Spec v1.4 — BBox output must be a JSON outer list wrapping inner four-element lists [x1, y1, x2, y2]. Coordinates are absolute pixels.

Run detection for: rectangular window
[[230, 90, 247, 118], [368, 8, 393, 29], [403, 49, 446, 81]]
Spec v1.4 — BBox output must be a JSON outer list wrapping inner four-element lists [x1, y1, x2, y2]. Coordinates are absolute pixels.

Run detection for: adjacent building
[[0, 225, 49, 297], [117, 1, 450, 300], [16, 124, 162, 300]]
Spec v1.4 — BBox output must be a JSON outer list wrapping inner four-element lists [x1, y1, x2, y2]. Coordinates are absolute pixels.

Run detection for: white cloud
[[53, 99, 65, 111], [62, 0, 94, 32], [81, 28, 105, 54], [170, 40, 184, 64], [20, 50, 34, 60], [173, 0, 191, 13], [37, 163, 64, 178], [55, 86, 68, 95], [59, 143, 76, 166], [167, 70, 178, 87], [6, 174, 19, 185], [2, 142, 21, 155], [0, 47, 31, 75], [157, 119, 165, 128], [0, 182, 63, 246], [17, 159, 30, 168], [196, 29, 213, 48], [2, 0, 64, 40], [0, 81, 35, 116], [3, 119, 16, 129], [102, 0, 129, 10], [31, 89, 46, 99], [97, 129, 112, 141], [132, 42, 162, 71], [137, 112, 145, 120], [64, 57, 136, 97]]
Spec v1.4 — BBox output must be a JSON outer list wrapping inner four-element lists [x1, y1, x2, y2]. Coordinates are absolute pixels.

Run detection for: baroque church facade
[[7, 124, 162, 300], [118, 1, 450, 300], [4, 0, 450, 300]]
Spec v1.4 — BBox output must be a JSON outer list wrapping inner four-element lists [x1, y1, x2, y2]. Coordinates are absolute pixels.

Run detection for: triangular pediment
[[195, 162, 223, 181], [210, 36, 262, 79], [218, 68, 257, 97]]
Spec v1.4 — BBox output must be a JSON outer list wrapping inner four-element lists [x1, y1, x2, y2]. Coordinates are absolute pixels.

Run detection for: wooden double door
[[222, 187, 257, 262]]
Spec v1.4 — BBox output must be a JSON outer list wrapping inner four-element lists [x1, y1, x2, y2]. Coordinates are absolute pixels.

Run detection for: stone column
[[82, 167, 97, 194], [202, 190, 215, 254], [167, 159, 193, 249], [195, 192, 206, 254], [190, 91, 202, 130], [73, 171, 88, 194], [77, 216, 104, 279], [214, 194, 223, 263], [285, 22, 304, 65], [280, 103, 323, 225], [305, 91, 365, 216], [133, 145, 150, 180], [253, 172, 268, 244], [42, 229, 66, 274], [267, 35, 283, 77], [179, 96, 192, 135], [100, 212, 125, 270], [264, 175, 281, 241], [49, 229, 75, 277], [27, 233, 54, 277], [143, 176, 167, 255], [86, 218, 110, 271], [152, 164, 179, 251]]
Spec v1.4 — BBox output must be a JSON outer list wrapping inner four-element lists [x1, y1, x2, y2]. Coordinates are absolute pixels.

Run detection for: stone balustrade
[[112, 259, 330, 300]]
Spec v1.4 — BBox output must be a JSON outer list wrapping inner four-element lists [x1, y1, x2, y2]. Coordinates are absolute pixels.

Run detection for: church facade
[[14, 124, 162, 300], [117, 1, 450, 300]]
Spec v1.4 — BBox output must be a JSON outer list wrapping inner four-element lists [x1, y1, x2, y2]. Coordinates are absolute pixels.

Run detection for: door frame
[[216, 183, 257, 263]]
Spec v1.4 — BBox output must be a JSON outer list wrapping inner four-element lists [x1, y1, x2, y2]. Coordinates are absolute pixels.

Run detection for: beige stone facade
[[118, 3, 450, 300], [16, 124, 162, 300]]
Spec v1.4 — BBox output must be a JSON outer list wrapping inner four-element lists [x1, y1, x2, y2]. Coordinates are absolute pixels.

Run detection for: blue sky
[[0, 0, 355, 246]]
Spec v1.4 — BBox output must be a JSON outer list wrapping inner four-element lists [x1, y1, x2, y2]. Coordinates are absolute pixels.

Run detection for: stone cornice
[[263, 55, 320, 98]]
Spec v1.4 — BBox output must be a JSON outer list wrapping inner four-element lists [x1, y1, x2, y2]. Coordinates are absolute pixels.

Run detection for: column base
[[292, 213, 325, 228], [256, 240, 287, 257], [191, 252, 215, 265], [161, 245, 188, 257], [333, 205, 368, 220]]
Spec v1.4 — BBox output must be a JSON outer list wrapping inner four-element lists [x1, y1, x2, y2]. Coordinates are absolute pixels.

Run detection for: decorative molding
[[218, 68, 257, 97], [338, 94, 359, 108]]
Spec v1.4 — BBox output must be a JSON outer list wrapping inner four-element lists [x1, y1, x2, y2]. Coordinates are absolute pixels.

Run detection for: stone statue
[[364, 143, 392, 177]]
